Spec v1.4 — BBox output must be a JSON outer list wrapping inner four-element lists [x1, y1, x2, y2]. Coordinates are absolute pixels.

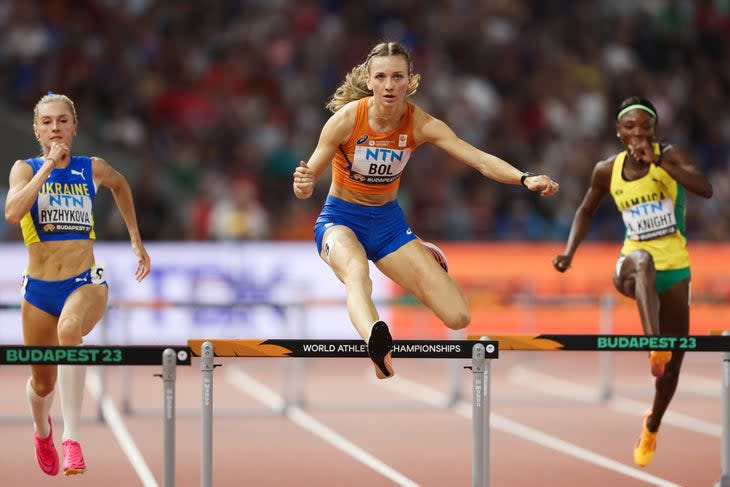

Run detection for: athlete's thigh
[[658, 280, 690, 335], [22, 301, 60, 346], [375, 240, 465, 310], [320, 225, 369, 283], [22, 302, 60, 386], [61, 283, 109, 336]]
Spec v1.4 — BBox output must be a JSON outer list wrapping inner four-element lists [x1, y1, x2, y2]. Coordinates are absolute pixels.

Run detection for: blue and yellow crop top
[[20, 156, 97, 245]]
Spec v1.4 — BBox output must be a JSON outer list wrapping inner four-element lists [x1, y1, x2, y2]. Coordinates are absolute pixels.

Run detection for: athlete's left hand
[[524, 175, 560, 196], [133, 244, 151, 282]]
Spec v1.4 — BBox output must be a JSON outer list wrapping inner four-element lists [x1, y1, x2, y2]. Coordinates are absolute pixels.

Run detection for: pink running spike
[[62, 439, 86, 475], [34, 416, 59, 476]]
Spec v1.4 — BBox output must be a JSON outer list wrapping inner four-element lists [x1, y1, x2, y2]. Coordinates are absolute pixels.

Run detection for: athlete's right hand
[[627, 139, 658, 166], [552, 254, 572, 273], [293, 161, 314, 199], [45, 142, 69, 167]]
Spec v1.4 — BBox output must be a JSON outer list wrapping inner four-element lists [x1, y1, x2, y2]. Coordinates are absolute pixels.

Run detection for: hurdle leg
[[97, 313, 109, 423], [598, 294, 615, 402], [121, 307, 135, 415], [161, 348, 177, 487], [200, 341, 216, 487], [717, 333, 730, 487], [471, 343, 489, 487]]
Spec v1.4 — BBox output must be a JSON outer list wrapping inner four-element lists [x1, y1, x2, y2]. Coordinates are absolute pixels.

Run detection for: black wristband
[[520, 172, 536, 187]]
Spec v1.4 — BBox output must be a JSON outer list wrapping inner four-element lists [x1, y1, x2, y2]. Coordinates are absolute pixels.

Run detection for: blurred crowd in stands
[[1, 0, 728, 243]]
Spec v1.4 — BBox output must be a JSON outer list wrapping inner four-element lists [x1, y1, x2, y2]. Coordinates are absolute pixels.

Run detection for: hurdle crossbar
[[0, 345, 191, 487], [0, 345, 192, 366], [189, 338, 498, 487], [467, 333, 730, 351]]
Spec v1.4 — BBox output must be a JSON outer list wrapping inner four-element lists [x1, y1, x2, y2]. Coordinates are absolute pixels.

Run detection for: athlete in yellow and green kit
[[552, 96, 713, 468]]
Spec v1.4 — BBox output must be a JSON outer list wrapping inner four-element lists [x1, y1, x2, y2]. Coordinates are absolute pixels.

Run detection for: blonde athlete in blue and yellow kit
[[553, 97, 713, 467], [4, 93, 150, 477], [293, 41, 559, 380]]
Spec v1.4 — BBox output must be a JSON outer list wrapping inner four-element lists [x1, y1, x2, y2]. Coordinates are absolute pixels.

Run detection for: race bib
[[349, 146, 412, 184], [621, 198, 677, 241], [37, 192, 93, 234]]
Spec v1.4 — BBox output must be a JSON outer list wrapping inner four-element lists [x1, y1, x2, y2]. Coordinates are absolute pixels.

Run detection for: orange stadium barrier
[[389, 243, 730, 339]]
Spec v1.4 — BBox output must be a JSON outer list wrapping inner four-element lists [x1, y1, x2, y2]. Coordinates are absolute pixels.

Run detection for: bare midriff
[[25, 240, 95, 279], [329, 184, 398, 206]]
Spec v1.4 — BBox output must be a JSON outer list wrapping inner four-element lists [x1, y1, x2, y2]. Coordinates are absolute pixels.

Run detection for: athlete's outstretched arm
[[415, 108, 558, 196]]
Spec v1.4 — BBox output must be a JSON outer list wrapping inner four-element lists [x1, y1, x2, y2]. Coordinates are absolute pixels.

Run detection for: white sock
[[26, 378, 54, 438], [58, 364, 86, 442]]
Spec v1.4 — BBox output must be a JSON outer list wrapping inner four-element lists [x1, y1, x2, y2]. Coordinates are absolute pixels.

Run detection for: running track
[[1, 350, 723, 486]]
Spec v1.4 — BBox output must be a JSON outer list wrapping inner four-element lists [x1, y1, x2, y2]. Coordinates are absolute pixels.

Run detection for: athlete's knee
[[30, 377, 55, 397], [445, 308, 471, 330], [57, 313, 84, 345]]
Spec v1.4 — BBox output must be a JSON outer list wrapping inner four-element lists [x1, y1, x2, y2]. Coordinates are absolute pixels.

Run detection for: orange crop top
[[331, 97, 417, 195]]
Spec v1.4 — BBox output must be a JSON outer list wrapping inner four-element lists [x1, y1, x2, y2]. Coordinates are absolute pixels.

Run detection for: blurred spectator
[[209, 178, 269, 240], [0, 0, 727, 242], [100, 102, 146, 149]]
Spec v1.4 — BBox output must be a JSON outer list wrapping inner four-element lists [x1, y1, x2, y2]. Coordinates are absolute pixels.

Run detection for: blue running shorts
[[314, 195, 417, 262], [22, 266, 107, 317]]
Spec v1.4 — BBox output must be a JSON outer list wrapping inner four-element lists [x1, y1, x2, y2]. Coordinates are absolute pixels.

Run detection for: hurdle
[[0, 345, 191, 487], [469, 332, 730, 487], [187, 338, 498, 487], [108, 300, 297, 417], [110, 298, 471, 414]]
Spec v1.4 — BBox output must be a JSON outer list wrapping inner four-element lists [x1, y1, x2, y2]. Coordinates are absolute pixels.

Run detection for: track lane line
[[86, 368, 159, 487], [677, 372, 720, 397], [375, 374, 683, 487], [510, 365, 722, 437], [224, 365, 421, 487]]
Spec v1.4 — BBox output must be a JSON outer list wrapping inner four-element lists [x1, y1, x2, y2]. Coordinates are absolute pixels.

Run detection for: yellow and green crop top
[[609, 144, 689, 270]]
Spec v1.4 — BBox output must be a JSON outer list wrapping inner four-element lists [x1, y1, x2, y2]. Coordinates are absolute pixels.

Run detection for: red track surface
[[1, 350, 723, 487]]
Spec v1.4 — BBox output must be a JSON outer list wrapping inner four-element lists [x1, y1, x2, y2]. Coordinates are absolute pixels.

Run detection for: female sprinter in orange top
[[293, 41, 559, 379]]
